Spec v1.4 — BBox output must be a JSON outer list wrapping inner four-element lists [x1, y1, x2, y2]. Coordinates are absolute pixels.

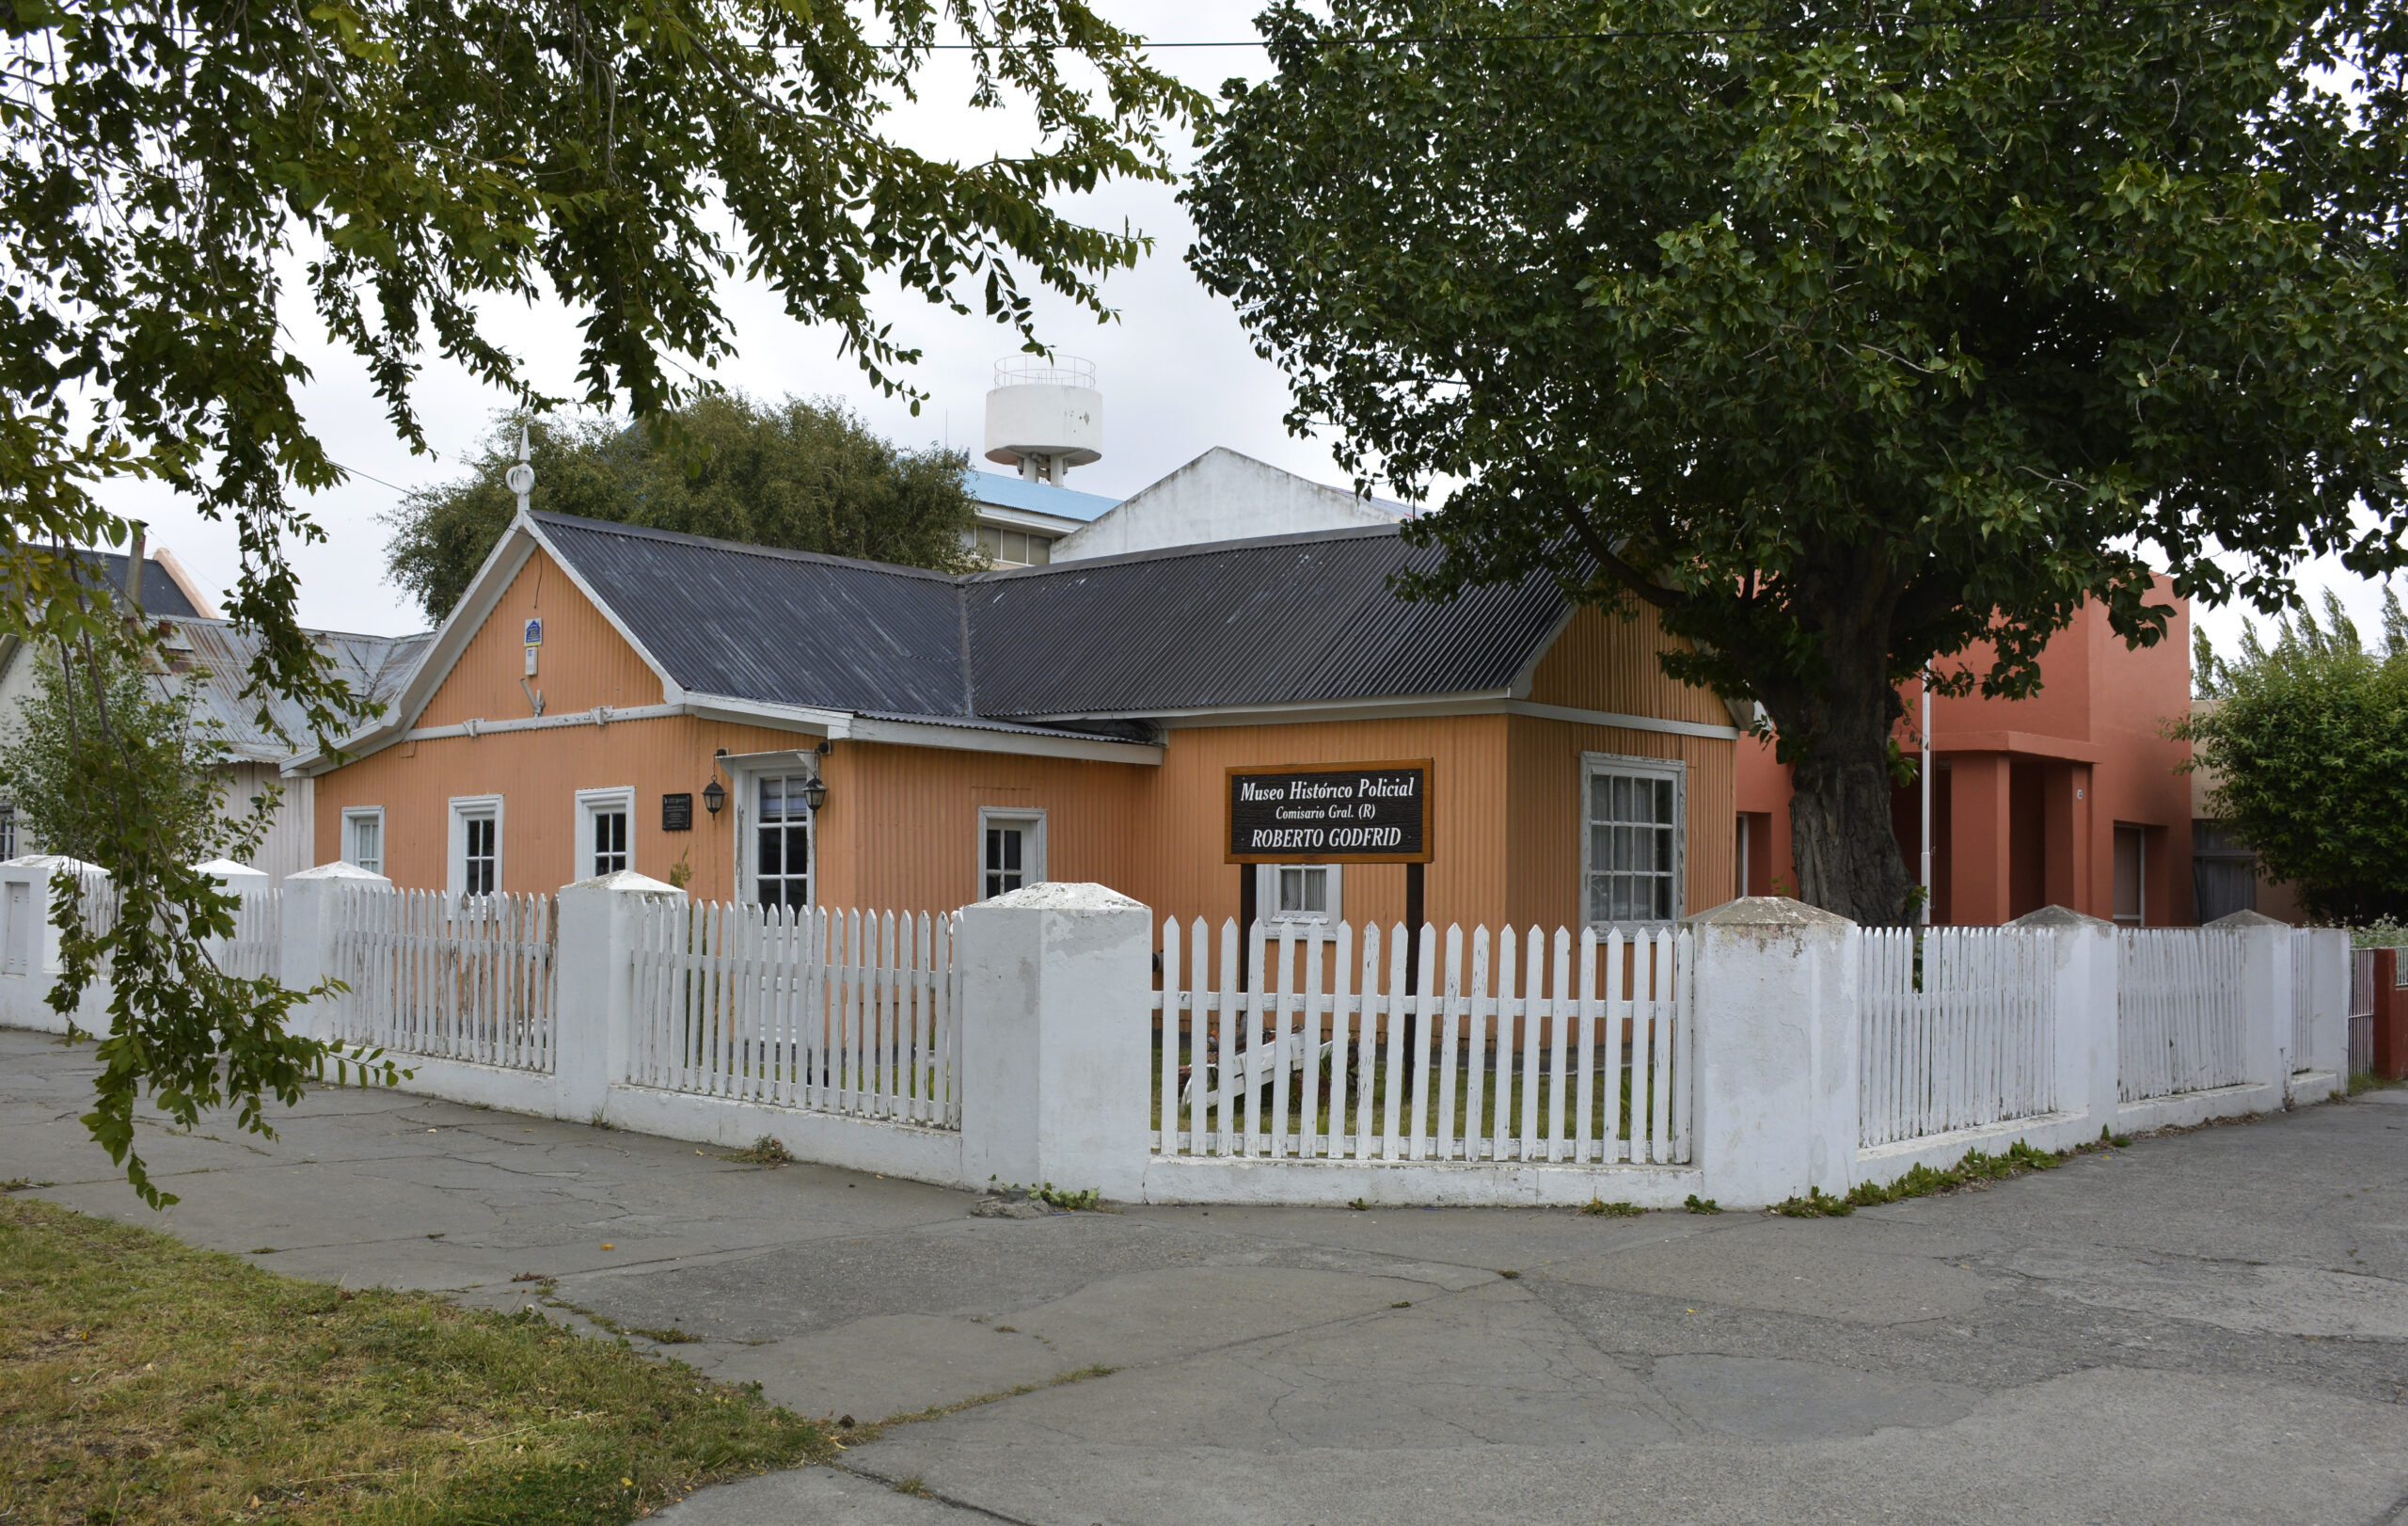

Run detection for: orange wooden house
[[293, 512, 1749, 936]]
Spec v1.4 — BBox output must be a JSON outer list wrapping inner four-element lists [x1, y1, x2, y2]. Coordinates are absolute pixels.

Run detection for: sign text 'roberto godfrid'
[[1225, 759, 1433, 865]]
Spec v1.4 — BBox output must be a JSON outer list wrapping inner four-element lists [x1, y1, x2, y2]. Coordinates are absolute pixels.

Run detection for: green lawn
[[0, 1194, 828, 1525]]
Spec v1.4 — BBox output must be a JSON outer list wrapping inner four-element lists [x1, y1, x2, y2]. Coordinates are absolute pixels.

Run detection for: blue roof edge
[[964, 469, 1119, 522]]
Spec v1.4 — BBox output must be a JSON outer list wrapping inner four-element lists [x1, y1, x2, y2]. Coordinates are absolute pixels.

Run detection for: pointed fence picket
[[219, 889, 282, 983], [329, 887, 556, 1072], [1151, 919, 1689, 1166], [2117, 928, 2247, 1101], [1858, 926, 2056, 1148], [626, 899, 960, 1130]]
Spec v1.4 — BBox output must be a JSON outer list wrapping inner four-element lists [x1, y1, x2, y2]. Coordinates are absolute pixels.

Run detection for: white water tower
[[983, 357, 1101, 485]]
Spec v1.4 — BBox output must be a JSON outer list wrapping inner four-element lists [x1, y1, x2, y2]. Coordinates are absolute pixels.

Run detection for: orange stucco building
[[298, 513, 1748, 937], [1735, 590, 2198, 926]]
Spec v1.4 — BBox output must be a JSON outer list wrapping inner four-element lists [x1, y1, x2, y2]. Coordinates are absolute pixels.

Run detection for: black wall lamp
[[800, 776, 829, 812], [702, 778, 726, 816]]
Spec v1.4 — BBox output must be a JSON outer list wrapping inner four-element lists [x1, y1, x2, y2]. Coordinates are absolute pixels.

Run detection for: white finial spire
[[507, 426, 535, 515]]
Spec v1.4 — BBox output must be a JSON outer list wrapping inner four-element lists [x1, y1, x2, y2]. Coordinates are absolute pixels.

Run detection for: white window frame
[[1255, 863, 1343, 937], [447, 794, 504, 911], [1579, 752, 1687, 928], [341, 807, 387, 876], [976, 807, 1047, 901], [574, 787, 636, 882], [743, 770, 818, 911]]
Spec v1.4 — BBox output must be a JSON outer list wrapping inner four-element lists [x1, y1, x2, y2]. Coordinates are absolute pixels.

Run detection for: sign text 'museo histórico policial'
[[1225, 760, 1433, 864]]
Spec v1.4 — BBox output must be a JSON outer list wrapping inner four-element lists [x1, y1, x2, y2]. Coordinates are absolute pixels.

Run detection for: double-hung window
[[343, 808, 384, 875], [755, 775, 815, 910], [1581, 755, 1684, 925], [576, 787, 634, 879], [449, 795, 502, 912]]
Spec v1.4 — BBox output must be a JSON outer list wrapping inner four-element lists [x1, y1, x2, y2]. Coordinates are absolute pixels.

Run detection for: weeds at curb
[[1773, 1138, 2076, 1217], [1683, 1194, 1720, 1214], [1580, 1199, 1643, 1217], [723, 1136, 797, 1167]]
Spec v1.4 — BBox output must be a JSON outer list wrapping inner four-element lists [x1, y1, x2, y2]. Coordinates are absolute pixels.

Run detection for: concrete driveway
[[5, 1027, 2405, 1525]]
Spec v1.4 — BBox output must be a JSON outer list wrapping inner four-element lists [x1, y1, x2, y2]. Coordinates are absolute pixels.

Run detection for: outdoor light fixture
[[702, 778, 726, 816], [800, 776, 829, 813]]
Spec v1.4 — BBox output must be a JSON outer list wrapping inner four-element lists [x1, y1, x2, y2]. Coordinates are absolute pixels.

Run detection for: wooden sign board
[[1226, 759, 1433, 865], [660, 792, 693, 833]]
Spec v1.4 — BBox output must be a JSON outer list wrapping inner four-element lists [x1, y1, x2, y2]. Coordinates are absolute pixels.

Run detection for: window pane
[[1278, 867, 1303, 912], [1028, 535, 1051, 565], [760, 777, 784, 821], [1303, 868, 1326, 913], [758, 827, 783, 874]]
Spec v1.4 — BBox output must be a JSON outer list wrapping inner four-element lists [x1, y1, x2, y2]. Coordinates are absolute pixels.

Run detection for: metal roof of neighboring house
[[66, 549, 210, 619], [158, 617, 434, 762], [529, 511, 1573, 726], [963, 469, 1119, 523]]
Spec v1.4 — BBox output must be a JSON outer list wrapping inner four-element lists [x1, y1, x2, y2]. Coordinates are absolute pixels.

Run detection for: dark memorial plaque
[[1226, 759, 1433, 865], [661, 792, 694, 833]]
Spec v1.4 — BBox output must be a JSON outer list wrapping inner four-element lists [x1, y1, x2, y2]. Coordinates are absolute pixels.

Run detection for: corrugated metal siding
[[1523, 603, 1731, 725], [1504, 715, 1736, 930], [311, 714, 811, 895], [161, 619, 431, 762], [420, 548, 664, 726], [536, 517, 970, 716]]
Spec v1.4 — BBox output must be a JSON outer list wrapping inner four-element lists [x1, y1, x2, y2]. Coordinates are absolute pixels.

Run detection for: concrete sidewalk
[[5, 1027, 2405, 1525]]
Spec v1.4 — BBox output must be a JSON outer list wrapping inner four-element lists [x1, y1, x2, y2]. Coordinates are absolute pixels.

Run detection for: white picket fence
[[328, 887, 557, 1072], [1152, 920, 1690, 1167], [217, 889, 282, 984], [1859, 927, 2057, 1147], [626, 899, 961, 1129], [2118, 928, 2247, 1101]]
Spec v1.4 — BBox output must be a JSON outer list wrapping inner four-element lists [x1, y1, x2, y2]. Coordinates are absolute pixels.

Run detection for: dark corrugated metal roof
[[531, 512, 1572, 724], [964, 530, 1566, 717], [67, 550, 205, 619], [537, 516, 973, 717]]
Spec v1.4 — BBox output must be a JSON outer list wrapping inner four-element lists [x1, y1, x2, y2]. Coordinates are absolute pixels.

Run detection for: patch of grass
[[893, 1475, 934, 1498], [1774, 1139, 2069, 1217], [1579, 1199, 1642, 1217], [5, 1177, 53, 1193], [2349, 1069, 2405, 1096], [1683, 1194, 1719, 1215], [0, 1196, 828, 1525], [721, 1136, 796, 1167], [626, 1326, 701, 1344]]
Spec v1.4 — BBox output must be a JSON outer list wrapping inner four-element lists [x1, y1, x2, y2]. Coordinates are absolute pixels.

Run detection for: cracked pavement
[[5, 1027, 2407, 1524]]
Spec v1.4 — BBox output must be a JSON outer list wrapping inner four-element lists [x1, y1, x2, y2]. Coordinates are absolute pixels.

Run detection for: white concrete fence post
[[956, 882, 1152, 1201], [0, 855, 112, 1035], [2009, 906, 2120, 1135], [2208, 910, 2291, 1089], [1687, 897, 1860, 1207], [552, 870, 686, 1126], [279, 861, 392, 1043]]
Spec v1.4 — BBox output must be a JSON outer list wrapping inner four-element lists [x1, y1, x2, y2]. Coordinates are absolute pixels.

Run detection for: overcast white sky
[[105, 1, 2399, 662]]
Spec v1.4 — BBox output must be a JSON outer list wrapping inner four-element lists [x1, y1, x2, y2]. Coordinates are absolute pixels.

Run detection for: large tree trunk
[[1787, 725, 1916, 926], [1755, 563, 1920, 927]]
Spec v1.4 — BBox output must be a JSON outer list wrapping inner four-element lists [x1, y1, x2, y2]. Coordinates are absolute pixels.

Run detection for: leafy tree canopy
[[1187, 0, 2408, 924], [388, 395, 980, 622], [2185, 591, 2408, 924], [1, 0, 1197, 1198]]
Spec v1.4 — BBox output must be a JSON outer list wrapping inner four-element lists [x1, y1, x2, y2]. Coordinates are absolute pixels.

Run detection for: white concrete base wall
[[1143, 1155, 1703, 1208], [1855, 1110, 2095, 1178], [602, 1086, 963, 1184], [2116, 1080, 2288, 1135]]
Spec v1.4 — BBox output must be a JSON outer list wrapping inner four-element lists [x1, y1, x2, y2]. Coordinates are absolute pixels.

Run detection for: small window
[[1256, 863, 1343, 932], [0, 803, 18, 860], [462, 814, 496, 898], [449, 795, 502, 911], [577, 787, 634, 880], [755, 775, 815, 910], [977, 810, 1047, 900], [1582, 755, 1684, 925], [974, 525, 1053, 567], [343, 808, 384, 875]]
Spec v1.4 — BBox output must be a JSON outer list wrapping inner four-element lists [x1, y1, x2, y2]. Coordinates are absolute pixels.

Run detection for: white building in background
[[0, 548, 430, 883], [1052, 448, 1405, 563]]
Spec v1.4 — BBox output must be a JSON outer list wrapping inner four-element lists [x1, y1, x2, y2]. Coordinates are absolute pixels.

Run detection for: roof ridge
[[531, 510, 966, 583]]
